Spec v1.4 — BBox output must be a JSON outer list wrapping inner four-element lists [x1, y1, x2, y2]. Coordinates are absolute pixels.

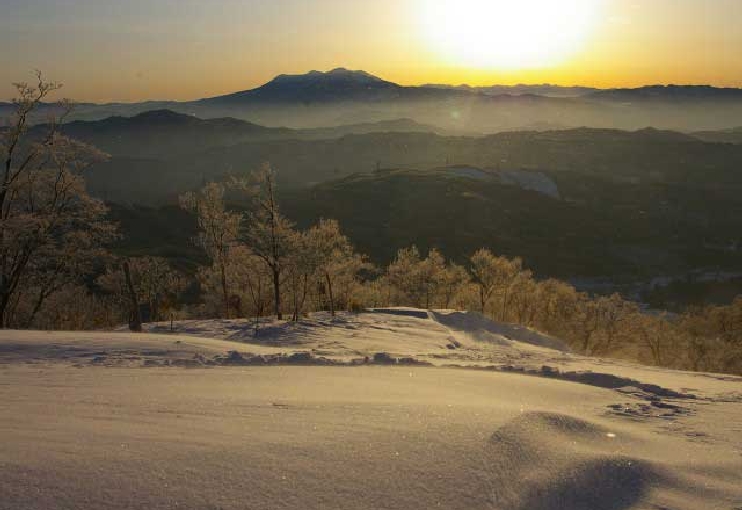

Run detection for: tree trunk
[[220, 260, 229, 319], [26, 288, 48, 328], [0, 248, 34, 329], [254, 300, 264, 337], [151, 296, 159, 323], [300, 274, 309, 317], [123, 261, 142, 332], [0, 292, 10, 329], [1, 152, 12, 214], [273, 268, 282, 320], [501, 288, 510, 322], [292, 273, 299, 322], [325, 273, 335, 317]]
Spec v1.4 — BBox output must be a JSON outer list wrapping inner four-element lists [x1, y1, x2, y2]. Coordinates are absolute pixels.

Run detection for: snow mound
[[485, 411, 658, 510], [431, 310, 569, 351]]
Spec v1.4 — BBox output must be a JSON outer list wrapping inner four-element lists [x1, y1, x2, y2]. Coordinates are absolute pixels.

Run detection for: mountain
[[692, 127, 742, 144], [421, 84, 598, 97], [30, 110, 448, 160], [201, 68, 464, 105], [205, 68, 398, 104], [65, 112, 742, 280], [47, 109, 294, 158], [109, 153, 742, 280], [589, 85, 742, 102], [5, 70, 742, 132], [101, 78, 742, 132], [80, 124, 742, 205], [279, 162, 742, 278], [300, 118, 445, 138]]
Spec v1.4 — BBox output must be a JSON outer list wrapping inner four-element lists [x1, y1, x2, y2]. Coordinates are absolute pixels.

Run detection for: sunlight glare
[[419, 0, 605, 69]]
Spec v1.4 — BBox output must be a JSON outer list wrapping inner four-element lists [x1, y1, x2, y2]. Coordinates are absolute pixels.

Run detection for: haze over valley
[[19, 70, 740, 294]]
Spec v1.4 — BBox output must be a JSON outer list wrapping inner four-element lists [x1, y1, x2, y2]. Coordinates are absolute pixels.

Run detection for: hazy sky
[[1, 0, 741, 102]]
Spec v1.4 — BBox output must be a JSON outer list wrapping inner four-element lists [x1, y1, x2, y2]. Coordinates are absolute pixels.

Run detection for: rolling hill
[[80, 123, 742, 204], [280, 167, 742, 278], [692, 126, 742, 144], [39, 110, 442, 161], [12, 104, 742, 282], [56, 112, 741, 282]]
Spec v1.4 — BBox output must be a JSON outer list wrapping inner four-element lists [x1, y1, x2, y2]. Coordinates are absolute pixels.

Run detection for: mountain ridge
[[4, 69, 742, 132], [4, 69, 742, 107], [201, 67, 471, 104]]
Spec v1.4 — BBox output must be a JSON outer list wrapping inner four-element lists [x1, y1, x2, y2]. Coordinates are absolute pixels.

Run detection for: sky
[[1, 0, 741, 102]]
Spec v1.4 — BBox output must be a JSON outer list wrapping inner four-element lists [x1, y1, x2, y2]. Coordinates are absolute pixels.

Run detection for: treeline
[[379, 247, 742, 374], [2, 76, 740, 375], [177, 166, 370, 324], [104, 172, 741, 375]]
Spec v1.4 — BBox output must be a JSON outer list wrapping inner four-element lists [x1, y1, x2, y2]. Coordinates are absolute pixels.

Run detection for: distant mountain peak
[[590, 84, 742, 101], [211, 68, 401, 104], [327, 67, 382, 78], [277, 67, 382, 77], [266, 68, 392, 86]]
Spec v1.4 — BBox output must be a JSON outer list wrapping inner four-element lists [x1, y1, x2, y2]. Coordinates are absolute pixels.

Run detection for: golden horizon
[[1, 0, 741, 102]]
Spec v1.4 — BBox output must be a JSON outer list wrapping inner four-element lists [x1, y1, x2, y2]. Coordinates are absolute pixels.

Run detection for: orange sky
[[1, 0, 741, 102]]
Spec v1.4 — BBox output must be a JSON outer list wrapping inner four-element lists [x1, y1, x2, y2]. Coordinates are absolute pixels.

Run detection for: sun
[[419, 0, 605, 69]]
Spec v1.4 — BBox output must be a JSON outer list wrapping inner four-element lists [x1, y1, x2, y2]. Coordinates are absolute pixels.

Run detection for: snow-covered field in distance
[[1, 309, 740, 509]]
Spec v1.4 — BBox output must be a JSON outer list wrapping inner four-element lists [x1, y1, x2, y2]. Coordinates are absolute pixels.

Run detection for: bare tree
[[0, 73, 113, 328], [509, 272, 539, 324], [305, 219, 368, 316], [243, 164, 296, 320], [469, 249, 521, 318], [387, 246, 425, 307], [439, 262, 469, 310], [180, 182, 240, 318], [285, 230, 311, 321], [592, 294, 638, 355], [123, 261, 143, 331], [632, 313, 675, 366], [419, 249, 447, 310], [532, 279, 581, 337], [98, 256, 185, 327], [239, 248, 273, 334], [2, 72, 64, 212]]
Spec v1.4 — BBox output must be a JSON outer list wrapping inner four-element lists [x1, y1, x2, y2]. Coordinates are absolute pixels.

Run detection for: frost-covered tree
[[386, 246, 466, 309], [180, 182, 240, 318], [387, 246, 425, 306], [0, 73, 114, 328], [243, 164, 296, 320], [305, 219, 369, 316], [438, 262, 470, 309], [98, 257, 185, 325], [469, 249, 522, 317]]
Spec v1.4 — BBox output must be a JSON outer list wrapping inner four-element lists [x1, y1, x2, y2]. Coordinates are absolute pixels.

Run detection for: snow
[[447, 166, 492, 180], [446, 166, 561, 199], [1, 310, 741, 509], [494, 168, 561, 199]]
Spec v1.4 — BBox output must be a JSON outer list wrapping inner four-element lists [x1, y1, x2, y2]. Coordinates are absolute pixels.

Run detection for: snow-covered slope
[[1, 310, 740, 510], [446, 165, 560, 198]]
